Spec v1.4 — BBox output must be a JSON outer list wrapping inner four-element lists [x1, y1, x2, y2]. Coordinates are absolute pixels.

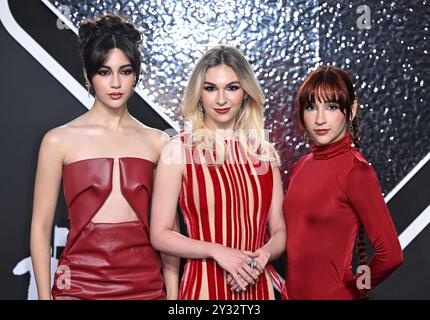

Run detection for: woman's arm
[[154, 131, 181, 300], [30, 128, 65, 299], [346, 162, 403, 291], [150, 139, 256, 290], [255, 165, 287, 267], [160, 213, 180, 300]]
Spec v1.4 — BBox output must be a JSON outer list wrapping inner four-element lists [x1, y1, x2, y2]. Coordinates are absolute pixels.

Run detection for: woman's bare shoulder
[[132, 120, 172, 145], [41, 113, 93, 150]]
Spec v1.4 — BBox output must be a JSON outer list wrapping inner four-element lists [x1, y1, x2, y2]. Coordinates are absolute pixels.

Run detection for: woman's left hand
[[253, 247, 270, 273], [226, 247, 271, 292]]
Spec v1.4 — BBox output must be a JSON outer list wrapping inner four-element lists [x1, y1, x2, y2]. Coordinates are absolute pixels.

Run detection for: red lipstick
[[108, 92, 123, 100], [214, 107, 231, 114], [314, 129, 330, 136]]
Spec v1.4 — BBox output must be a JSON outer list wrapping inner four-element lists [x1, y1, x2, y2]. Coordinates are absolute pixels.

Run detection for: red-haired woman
[[282, 66, 403, 299]]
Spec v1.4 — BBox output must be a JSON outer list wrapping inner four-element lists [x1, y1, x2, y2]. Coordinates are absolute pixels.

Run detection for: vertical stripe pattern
[[178, 135, 275, 300]]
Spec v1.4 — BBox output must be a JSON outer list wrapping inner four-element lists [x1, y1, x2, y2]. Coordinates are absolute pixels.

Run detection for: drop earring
[[242, 95, 248, 108], [86, 82, 91, 97], [198, 101, 205, 121], [349, 121, 356, 148], [304, 130, 310, 148]]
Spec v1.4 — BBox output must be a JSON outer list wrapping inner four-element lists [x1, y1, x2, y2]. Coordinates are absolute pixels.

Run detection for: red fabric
[[178, 134, 275, 300], [52, 157, 165, 300], [282, 135, 403, 300]]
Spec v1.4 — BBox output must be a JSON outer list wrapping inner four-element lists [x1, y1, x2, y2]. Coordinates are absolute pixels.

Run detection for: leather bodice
[[61, 157, 154, 255]]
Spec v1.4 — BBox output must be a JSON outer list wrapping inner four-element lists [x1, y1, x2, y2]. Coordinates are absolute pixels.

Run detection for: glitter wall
[[51, 0, 430, 195], [317, 1, 430, 195]]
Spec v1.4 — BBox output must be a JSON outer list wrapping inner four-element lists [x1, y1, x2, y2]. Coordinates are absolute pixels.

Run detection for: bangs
[[296, 66, 356, 130], [298, 70, 348, 108], [85, 35, 141, 83]]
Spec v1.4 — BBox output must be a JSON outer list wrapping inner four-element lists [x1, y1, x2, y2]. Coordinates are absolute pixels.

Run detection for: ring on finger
[[247, 257, 257, 269]]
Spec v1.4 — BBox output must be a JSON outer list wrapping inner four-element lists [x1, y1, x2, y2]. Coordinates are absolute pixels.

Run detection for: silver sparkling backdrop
[[51, 0, 430, 194]]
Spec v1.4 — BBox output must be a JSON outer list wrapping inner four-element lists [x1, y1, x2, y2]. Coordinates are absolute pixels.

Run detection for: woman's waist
[[59, 220, 158, 262]]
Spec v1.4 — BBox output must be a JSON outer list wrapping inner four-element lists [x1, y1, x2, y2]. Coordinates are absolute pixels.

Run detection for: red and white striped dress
[[178, 134, 279, 300]]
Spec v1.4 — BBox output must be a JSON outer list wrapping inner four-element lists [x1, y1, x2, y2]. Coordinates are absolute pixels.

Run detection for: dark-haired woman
[[30, 14, 178, 300], [282, 66, 403, 300]]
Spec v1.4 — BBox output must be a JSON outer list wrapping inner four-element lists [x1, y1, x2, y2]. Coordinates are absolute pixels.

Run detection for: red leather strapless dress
[[51, 157, 166, 300]]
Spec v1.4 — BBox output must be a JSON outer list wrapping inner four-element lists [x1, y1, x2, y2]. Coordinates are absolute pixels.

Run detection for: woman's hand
[[226, 247, 270, 292], [253, 247, 271, 273], [211, 244, 260, 291]]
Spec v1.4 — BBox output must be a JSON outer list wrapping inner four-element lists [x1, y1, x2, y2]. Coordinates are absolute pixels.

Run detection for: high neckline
[[311, 134, 352, 160]]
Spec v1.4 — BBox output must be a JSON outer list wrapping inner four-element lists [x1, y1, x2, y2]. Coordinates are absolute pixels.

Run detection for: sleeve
[[346, 161, 403, 291]]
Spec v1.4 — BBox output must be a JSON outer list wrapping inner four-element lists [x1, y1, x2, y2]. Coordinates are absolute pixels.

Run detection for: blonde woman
[[150, 45, 286, 300]]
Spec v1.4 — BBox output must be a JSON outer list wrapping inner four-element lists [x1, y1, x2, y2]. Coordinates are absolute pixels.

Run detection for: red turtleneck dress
[[282, 135, 403, 299]]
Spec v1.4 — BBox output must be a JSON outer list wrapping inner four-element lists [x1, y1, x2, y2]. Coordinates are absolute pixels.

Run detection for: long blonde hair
[[182, 44, 279, 166]]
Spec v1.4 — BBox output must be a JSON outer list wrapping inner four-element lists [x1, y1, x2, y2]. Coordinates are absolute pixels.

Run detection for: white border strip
[[399, 205, 430, 250], [0, 0, 94, 108], [384, 152, 430, 203], [385, 152, 430, 250], [385, 152, 430, 249], [41, 0, 79, 34], [40, 0, 179, 131]]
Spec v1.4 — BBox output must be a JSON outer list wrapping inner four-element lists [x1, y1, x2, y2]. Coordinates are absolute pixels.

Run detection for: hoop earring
[[198, 101, 205, 121]]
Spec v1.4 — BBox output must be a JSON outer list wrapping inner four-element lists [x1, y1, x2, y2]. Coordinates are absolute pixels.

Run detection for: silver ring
[[247, 257, 257, 269]]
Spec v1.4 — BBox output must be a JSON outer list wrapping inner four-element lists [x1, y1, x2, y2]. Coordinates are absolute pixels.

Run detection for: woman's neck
[[87, 100, 130, 130], [311, 133, 352, 160], [204, 120, 237, 140]]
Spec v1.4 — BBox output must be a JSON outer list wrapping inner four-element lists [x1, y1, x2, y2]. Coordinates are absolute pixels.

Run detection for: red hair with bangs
[[296, 66, 357, 137], [294, 65, 367, 288]]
